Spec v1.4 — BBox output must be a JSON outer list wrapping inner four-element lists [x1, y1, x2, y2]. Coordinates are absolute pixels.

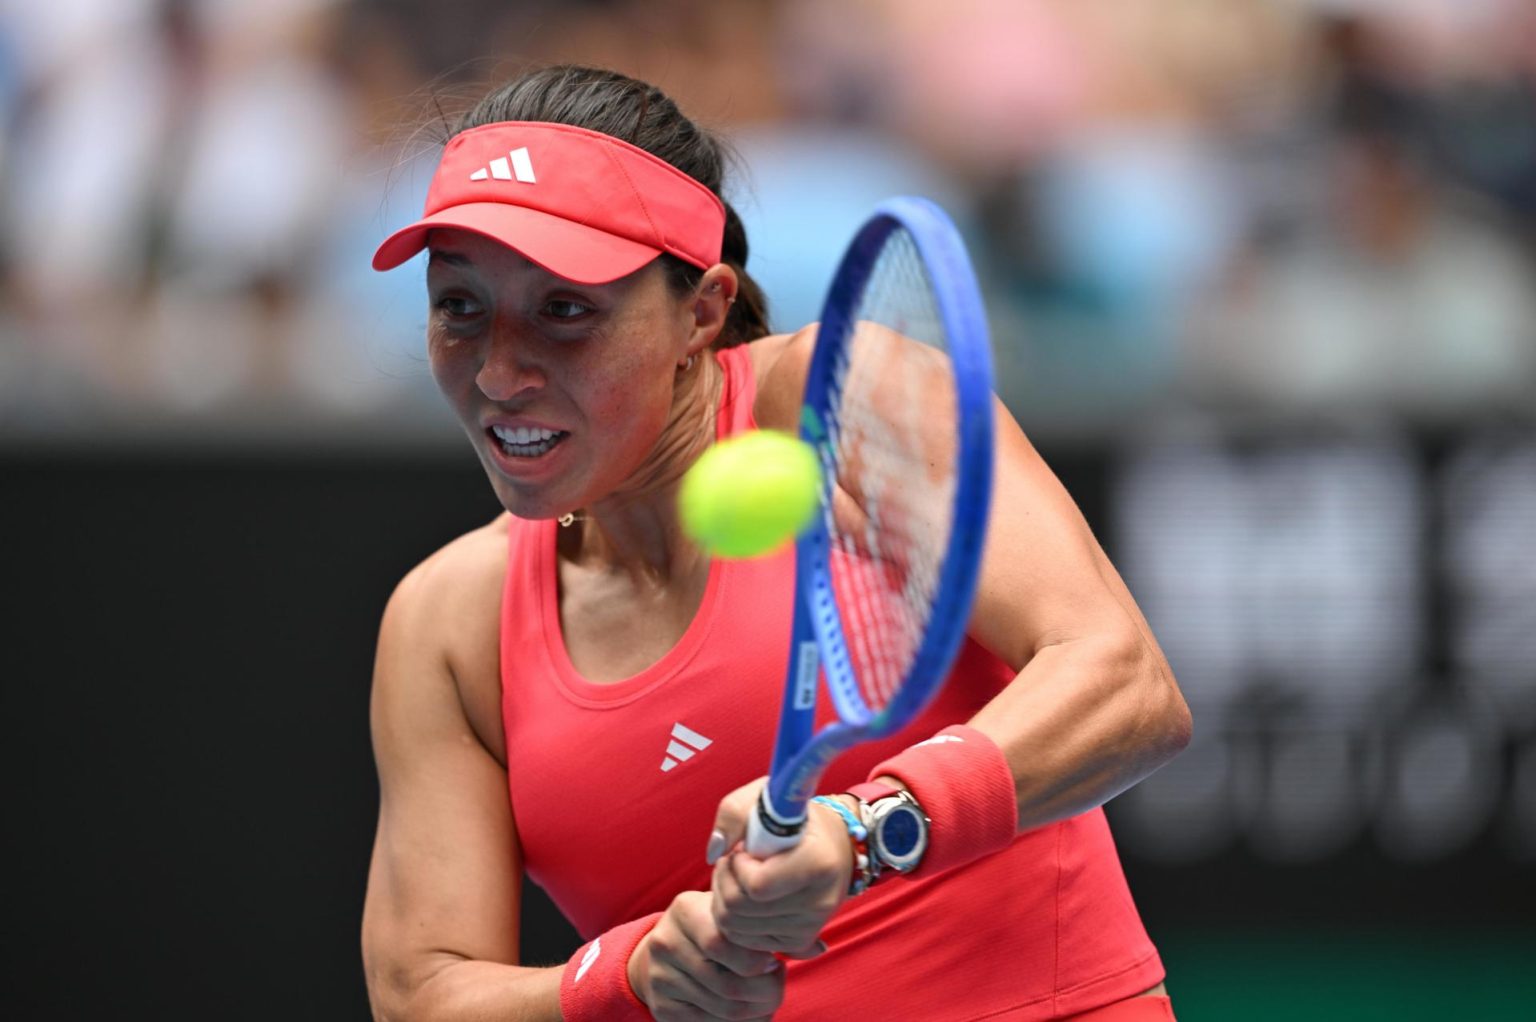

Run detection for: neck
[[557, 355, 722, 582]]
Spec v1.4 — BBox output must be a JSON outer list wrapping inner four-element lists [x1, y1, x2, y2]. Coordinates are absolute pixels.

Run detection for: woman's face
[[425, 229, 698, 520]]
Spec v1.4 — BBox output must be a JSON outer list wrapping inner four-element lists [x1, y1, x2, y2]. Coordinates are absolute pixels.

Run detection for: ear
[[682, 263, 739, 362]]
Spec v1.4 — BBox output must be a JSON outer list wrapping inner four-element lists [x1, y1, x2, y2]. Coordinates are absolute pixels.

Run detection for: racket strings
[[823, 229, 958, 718]]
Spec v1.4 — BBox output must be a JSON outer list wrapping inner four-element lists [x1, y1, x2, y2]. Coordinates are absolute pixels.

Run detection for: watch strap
[[847, 780, 905, 805]]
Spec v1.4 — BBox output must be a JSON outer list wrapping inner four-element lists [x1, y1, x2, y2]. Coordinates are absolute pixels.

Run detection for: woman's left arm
[[962, 397, 1191, 830], [708, 377, 1191, 954]]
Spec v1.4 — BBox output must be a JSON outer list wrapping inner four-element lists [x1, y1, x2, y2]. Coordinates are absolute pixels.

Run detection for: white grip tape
[[745, 805, 804, 857]]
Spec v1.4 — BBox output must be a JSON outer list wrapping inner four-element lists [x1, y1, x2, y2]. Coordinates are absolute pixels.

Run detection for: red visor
[[372, 121, 726, 283]]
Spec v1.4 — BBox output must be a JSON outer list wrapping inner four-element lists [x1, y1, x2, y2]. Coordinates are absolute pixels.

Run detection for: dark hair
[[454, 65, 770, 348]]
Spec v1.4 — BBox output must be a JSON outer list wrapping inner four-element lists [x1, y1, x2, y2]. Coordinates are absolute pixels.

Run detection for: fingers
[[726, 845, 833, 904], [638, 892, 786, 1021], [709, 800, 852, 957], [707, 777, 766, 866], [714, 851, 821, 919], [711, 852, 835, 955], [684, 900, 784, 978], [717, 802, 852, 908]]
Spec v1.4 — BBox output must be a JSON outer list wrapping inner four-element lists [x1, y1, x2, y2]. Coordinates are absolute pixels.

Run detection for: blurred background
[[3, 0, 1533, 1018]]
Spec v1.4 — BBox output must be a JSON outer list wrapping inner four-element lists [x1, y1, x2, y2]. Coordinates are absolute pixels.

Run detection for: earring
[[678, 353, 697, 372]]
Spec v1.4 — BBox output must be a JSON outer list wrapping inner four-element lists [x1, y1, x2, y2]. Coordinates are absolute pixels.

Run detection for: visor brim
[[371, 201, 663, 284]]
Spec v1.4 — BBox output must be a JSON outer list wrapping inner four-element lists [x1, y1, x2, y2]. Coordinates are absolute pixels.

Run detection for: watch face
[[879, 805, 923, 859]]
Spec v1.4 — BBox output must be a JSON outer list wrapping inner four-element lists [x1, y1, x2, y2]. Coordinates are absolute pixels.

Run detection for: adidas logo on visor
[[469, 147, 536, 184]]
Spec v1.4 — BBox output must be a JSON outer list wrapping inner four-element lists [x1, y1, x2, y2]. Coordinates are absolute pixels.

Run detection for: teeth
[[493, 425, 559, 445], [490, 424, 565, 458]]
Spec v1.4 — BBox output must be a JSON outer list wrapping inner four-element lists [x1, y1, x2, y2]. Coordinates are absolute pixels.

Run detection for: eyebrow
[[427, 251, 471, 269]]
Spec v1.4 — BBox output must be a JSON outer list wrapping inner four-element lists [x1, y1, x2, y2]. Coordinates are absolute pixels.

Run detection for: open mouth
[[488, 424, 569, 458]]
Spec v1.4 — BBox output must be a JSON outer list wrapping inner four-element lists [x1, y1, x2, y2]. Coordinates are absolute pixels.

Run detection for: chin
[[479, 470, 564, 523], [489, 482, 551, 521]]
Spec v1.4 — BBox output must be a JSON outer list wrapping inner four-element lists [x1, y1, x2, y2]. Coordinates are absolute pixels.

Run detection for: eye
[[434, 294, 484, 319], [544, 298, 595, 320]]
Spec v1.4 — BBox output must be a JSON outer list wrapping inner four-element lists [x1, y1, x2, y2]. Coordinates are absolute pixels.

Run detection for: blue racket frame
[[757, 196, 996, 837]]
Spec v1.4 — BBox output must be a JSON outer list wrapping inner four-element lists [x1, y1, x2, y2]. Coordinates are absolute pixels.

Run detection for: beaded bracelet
[[809, 795, 877, 896]]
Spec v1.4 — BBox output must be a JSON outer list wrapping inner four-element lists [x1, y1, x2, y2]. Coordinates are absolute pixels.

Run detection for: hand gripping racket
[[745, 197, 996, 856]]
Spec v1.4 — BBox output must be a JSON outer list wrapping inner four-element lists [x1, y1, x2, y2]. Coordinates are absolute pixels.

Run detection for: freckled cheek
[[585, 379, 643, 429], [427, 342, 480, 404]]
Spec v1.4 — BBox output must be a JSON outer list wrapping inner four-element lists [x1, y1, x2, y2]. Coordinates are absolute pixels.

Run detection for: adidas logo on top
[[470, 147, 536, 184], [661, 722, 713, 772]]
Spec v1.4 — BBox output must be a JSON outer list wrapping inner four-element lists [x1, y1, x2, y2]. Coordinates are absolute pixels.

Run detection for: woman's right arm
[[362, 556, 562, 1022], [362, 543, 789, 1022]]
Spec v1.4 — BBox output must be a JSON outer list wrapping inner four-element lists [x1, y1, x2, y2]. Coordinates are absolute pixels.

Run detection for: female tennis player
[[361, 65, 1191, 1022]]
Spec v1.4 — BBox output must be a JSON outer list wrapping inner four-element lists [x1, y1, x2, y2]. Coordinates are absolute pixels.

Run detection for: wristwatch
[[847, 782, 930, 878]]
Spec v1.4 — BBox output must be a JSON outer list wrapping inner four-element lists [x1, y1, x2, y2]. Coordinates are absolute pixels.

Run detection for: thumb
[[706, 777, 766, 865], [779, 940, 831, 961]]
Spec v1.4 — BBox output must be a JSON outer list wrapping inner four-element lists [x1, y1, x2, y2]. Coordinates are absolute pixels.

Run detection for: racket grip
[[745, 795, 805, 857]]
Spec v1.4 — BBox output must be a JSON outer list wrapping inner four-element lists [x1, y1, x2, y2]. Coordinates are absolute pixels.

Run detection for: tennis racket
[[744, 196, 996, 856]]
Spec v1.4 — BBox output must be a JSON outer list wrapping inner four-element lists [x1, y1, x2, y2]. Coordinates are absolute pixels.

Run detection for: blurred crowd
[[2, 0, 1532, 868], [1, 0, 1534, 441]]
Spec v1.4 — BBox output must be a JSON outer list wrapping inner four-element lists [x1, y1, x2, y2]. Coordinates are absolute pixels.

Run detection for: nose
[[475, 322, 546, 402]]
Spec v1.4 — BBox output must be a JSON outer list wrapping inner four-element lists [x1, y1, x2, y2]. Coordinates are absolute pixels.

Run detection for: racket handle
[[745, 795, 805, 857]]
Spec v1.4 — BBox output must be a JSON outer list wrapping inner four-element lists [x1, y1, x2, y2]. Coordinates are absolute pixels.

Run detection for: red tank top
[[501, 344, 1163, 1019]]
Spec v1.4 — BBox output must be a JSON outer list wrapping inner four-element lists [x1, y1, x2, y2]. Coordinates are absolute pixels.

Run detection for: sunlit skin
[[425, 229, 737, 577]]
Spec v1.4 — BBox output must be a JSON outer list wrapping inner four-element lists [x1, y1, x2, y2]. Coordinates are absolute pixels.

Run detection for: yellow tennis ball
[[680, 430, 822, 558]]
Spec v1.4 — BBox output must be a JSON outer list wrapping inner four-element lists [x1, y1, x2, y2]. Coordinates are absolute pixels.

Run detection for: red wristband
[[559, 911, 663, 1022], [865, 724, 1018, 877]]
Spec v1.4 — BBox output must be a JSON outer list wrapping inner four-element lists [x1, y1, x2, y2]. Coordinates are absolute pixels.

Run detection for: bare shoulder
[[747, 326, 816, 431], [379, 513, 510, 764], [392, 514, 509, 612]]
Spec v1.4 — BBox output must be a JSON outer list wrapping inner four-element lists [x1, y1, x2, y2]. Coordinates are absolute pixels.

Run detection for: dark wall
[[3, 446, 1530, 1019], [3, 452, 580, 1019]]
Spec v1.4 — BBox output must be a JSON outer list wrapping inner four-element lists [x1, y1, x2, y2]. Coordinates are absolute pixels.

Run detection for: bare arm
[[363, 529, 790, 1022], [361, 551, 562, 1022], [754, 329, 1191, 829], [963, 399, 1191, 830]]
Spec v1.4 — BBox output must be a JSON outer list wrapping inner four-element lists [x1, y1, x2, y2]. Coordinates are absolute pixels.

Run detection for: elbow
[[1141, 645, 1191, 766], [361, 944, 438, 1022], [362, 956, 411, 1022], [1161, 678, 1193, 761], [1106, 630, 1192, 768]]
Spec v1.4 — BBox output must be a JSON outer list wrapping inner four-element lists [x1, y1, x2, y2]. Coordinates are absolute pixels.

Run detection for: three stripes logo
[[660, 722, 713, 772], [469, 147, 537, 184]]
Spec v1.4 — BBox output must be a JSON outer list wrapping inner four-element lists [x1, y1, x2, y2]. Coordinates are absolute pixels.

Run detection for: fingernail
[[705, 830, 727, 865], [761, 958, 783, 973]]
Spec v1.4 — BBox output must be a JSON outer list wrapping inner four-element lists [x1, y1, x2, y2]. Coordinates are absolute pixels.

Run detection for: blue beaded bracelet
[[810, 795, 877, 895]]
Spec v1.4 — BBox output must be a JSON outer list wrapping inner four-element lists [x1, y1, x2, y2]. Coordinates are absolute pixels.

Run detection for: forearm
[[369, 956, 564, 1022], [966, 632, 1191, 831]]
